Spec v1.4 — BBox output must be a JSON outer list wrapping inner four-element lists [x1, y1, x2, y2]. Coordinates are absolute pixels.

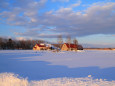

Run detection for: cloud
[[16, 37, 26, 40], [0, 1, 115, 38], [35, 2, 115, 37], [0, 0, 47, 27], [51, 0, 69, 2], [14, 29, 64, 38], [69, 0, 81, 8], [15, 2, 115, 38]]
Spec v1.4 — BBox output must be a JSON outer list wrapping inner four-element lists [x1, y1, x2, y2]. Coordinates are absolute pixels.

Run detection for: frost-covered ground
[[0, 50, 115, 86]]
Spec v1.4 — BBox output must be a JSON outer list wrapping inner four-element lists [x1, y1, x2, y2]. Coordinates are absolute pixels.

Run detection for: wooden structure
[[77, 45, 83, 50], [61, 43, 78, 51], [33, 44, 47, 50]]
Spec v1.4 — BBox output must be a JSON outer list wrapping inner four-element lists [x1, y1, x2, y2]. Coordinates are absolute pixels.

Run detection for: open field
[[0, 50, 115, 86], [84, 48, 115, 50]]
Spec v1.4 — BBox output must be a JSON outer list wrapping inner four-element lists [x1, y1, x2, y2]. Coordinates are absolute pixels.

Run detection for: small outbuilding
[[77, 45, 83, 50]]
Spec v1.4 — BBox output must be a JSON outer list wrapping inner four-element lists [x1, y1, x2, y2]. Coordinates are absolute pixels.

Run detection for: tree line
[[0, 37, 45, 50], [0, 35, 83, 50]]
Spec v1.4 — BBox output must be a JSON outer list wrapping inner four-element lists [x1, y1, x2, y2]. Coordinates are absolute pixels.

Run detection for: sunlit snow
[[9, 50, 115, 68], [0, 73, 115, 86], [0, 50, 115, 86]]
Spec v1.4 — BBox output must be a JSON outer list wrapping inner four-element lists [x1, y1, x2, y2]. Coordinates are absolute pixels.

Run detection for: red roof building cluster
[[64, 43, 77, 48], [33, 44, 46, 50], [36, 44, 46, 47]]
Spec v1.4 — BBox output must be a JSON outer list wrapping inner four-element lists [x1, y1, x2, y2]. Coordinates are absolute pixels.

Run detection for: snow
[[0, 50, 115, 85], [14, 50, 115, 69], [0, 73, 115, 86]]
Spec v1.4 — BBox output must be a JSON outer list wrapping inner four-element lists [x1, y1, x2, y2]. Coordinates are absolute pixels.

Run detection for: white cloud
[[0, 1, 115, 38], [24, 2, 115, 37], [69, 0, 81, 8], [55, 7, 73, 15], [0, 0, 47, 28], [44, 2, 115, 37], [16, 37, 26, 40], [15, 29, 64, 38], [52, 0, 69, 2]]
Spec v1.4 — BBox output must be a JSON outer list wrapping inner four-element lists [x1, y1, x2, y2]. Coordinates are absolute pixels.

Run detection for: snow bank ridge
[[0, 73, 115, 86]]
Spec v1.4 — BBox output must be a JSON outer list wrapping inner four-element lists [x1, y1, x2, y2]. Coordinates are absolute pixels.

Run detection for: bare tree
[[73, 38, 78, 45], [66, 35, 71, 50], [57, 35, 63, 48], [73, 38, 78, 51]]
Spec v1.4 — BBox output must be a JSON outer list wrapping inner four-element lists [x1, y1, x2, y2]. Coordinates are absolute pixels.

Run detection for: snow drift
[[0, 73, 115, 86]]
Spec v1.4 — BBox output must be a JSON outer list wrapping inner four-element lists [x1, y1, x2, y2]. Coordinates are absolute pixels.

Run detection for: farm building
[[61, 43, 78, 51], [61, 43, 83, 51], [77, 45, 83, 50], [33, 43, 55, 50], [33, 44, 47, 50]]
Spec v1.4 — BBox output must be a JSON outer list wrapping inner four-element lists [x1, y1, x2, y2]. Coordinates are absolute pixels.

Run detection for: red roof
[[36, 44, 46, 47], [64, 43, 77, 48]]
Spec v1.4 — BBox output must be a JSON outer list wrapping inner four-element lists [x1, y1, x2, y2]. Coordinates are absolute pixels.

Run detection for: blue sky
[[0, 0, 115, 48]]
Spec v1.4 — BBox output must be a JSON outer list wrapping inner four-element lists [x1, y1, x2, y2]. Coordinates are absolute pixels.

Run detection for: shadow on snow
[[0, 51, 115, 81]]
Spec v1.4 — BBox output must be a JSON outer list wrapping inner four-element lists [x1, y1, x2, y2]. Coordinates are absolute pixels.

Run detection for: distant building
[[61, 43, 77, 51], [61, 43, 83, 51], [112, 48, 115, 50], [77, 45, 83, 50], [33, 43, 55, 50], [33, 44, 47, 50]]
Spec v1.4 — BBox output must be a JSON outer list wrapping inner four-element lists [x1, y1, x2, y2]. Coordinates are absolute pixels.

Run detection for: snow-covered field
[[1, 73, 115, 86], [0, 50, 115, 86]]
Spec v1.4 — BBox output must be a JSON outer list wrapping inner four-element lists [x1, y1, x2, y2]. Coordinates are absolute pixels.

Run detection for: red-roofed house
[[61, 43, 78, 51], [33, 44, 47, 50]]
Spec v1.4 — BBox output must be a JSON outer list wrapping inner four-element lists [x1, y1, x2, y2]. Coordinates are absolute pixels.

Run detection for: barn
[[61, 43, 78, 51], [61, 43, 83, 51]]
